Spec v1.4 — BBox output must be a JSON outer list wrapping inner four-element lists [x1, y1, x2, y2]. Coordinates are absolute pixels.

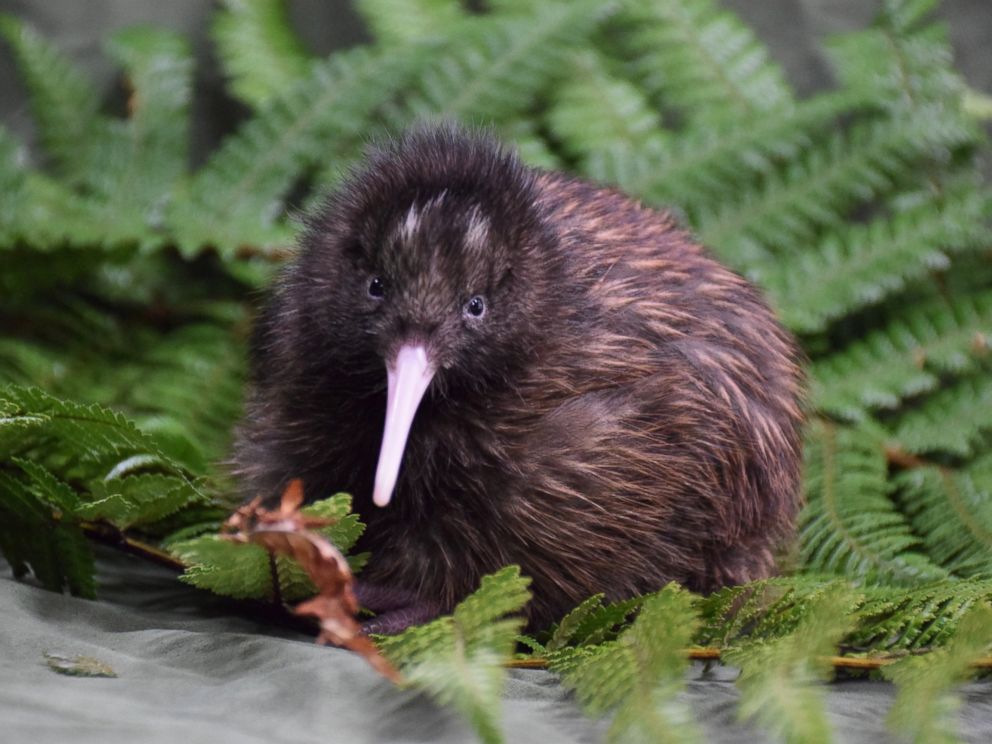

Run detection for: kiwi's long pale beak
[[372, 344, 435, 507]]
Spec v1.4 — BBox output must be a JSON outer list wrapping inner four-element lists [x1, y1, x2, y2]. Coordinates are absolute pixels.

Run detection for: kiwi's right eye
[[367, 276, 385, 299]]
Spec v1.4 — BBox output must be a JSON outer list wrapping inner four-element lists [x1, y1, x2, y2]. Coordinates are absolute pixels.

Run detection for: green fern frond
[[379, 566, 532, 744], [105, 29, 192, 181], [9, 457, 80, 517], [549, 584, 701, 744], [828, 0, 960, 114], [0, 171, 111, 249], [169, 46, 415, 256], [498, 119, 562, 170], [0, 475, 95, 597], [0, 15, 102, 182], [1, 22, 194, 248], [1, 292, 248, 476], [696, 577, 854, 648], [0, 383, 212, 590], [303, 493, 366, 556], [698, 108, 976, 270], [891, 374, 992, 458], [896, 459, 992, 578], [0, 386, 215, 545], [615, 0, 792, 125], [121, 323, 247, 470], [884, 601, 992, 744], [356, 0, 465, 45], [799, 419, 945, 583], [546, 50, 667, 163], [525, 593, 645, 656], [212, 0, 313, 109], [0, 295, 134, 400], [544, 593, 608, 651], [485, 0, 545, 14], [0, 385, 188, 480], [811, 290, 992, 420], [765, 189, 992, 334], [851, 577, 992, 651], [76, 473, 206, 531], [93, 27, 193, 244], [0, 338, 61, 390], [48, 522, 99, 598], [722, 585, 855, 744], [563, 595, 645, 648], [386, 1, 609, 126], [173, 535, 276, 599], [699, 574, 992, 653], [0, 126, 28, 243], [882, 0, 941, 30], [0, 459, 95, 597], [584, 91, 862, 217]]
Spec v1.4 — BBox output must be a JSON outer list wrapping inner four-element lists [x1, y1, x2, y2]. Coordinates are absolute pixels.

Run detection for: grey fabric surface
[[0, 552, 592, 744], [2, 551, 992, 744]]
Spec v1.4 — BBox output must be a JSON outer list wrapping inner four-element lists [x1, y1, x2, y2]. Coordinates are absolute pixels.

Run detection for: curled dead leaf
[[223, 479, 401, 683]]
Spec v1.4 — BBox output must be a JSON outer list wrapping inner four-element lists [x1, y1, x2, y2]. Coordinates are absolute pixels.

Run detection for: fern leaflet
[[811, 290, 992, 420], [549, 584, 701, 744], [722, 585, 856, 744], [766, 189, 992, 334], [884, 601, 992, 744], [0, 15, 103, 183], [896, 459, 992, 578], [616, 0, 793, 125], [212, 0, 313, 109], [170, 46, 417, 256], [385, 1, 609, 126], [892, 374, 992, 458], [356, 0, 465, 45], [799, 419, 945, 583], [379, 566, 532, 744]]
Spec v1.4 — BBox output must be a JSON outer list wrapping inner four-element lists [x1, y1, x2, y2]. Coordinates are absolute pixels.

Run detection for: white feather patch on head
[[396, 190, 449, 244], [465, 206, 490, 249], [399, 203, 420, 242], [424, 189, 448, 212]]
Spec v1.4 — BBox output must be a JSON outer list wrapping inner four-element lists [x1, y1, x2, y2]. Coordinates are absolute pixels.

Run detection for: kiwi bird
[[233, 124, 804, 633]]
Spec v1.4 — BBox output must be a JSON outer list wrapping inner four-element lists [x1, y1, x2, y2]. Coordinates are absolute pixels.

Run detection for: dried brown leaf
[[223, 480, 400, 682], [44, 652, 118, 678]]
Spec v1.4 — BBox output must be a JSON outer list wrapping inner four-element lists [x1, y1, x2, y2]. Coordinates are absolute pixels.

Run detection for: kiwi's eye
[[368, 276, 385, 299], [465, 295, 486, 318]]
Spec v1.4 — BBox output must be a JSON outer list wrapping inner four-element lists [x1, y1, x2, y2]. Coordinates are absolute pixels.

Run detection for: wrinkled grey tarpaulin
[[1, 551, 990, 744]]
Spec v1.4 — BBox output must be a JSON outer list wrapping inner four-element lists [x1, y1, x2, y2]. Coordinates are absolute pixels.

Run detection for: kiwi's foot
[[354, 581, 442, 634]]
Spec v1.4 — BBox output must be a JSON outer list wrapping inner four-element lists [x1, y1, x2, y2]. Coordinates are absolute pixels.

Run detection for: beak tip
[[372, 485, 392, 508]]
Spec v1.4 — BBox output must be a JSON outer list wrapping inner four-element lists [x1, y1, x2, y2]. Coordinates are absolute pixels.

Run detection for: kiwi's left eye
[[464, 295, 486, 318], [368, 276, 385, 299]]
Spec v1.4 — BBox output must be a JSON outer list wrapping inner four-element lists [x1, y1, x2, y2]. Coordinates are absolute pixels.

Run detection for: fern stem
[[507, 649, 992, 671], [233, 244, 294, 262], [884, 445, 933, 470], [80, 520, 186, 571]]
